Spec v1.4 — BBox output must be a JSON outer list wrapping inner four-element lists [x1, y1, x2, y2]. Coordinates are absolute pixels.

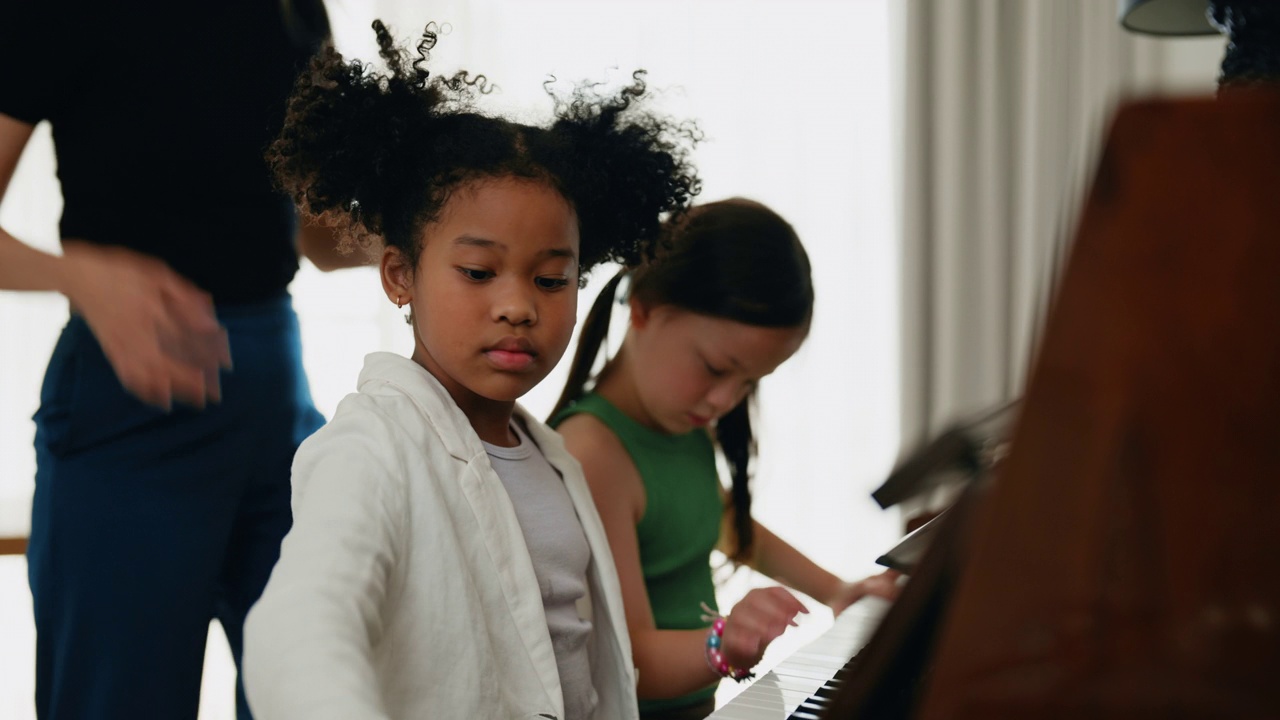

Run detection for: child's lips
[[484, 337, 537, 371], [485, 348, 536, 371], [687, 413, 710, 427]]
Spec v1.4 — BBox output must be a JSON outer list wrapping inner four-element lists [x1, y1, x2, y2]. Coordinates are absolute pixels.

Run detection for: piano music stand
[[871, 402, 1017, 512], [875, 506, 950, 574]]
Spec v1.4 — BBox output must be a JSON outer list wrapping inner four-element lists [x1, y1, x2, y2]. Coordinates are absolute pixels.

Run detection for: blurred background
[[0, 0, 1226, 716]]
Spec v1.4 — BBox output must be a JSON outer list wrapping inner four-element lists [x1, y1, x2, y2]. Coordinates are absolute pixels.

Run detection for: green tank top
[[552, 393, 723, 712]]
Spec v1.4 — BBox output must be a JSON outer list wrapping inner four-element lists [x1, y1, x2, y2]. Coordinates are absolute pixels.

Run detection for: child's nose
[[705, 380, 744, 417], [493, 281, 537, 325]]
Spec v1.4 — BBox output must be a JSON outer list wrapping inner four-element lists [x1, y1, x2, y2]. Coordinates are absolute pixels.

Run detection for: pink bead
[[717, 660, 730, 674], [708, 649, 723, 665], [712, 618, 726, 634]]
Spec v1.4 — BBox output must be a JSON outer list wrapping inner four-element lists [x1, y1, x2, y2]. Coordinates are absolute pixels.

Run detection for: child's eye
[[704, 360, 727, 377], [458, 267, 494, 282], [535, 276, 570, 291]]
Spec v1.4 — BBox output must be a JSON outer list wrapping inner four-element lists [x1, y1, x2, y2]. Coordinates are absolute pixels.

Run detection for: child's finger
[[731, 588, 808, 644], [759, 586, 809, 619]]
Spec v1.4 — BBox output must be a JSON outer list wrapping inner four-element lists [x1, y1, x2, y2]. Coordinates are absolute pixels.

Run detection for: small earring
[[395, 295, 403, 309]]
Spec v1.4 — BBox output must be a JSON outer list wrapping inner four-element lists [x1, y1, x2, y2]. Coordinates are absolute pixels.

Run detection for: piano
[[707, 597, 891, 720]]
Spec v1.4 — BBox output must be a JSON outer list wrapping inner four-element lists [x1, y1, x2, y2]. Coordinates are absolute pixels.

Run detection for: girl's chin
[[658, 416, 697, 435], [475, 378, 545, 404]]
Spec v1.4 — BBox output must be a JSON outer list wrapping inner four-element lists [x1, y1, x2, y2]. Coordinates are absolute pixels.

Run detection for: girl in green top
[[550, 198, 900, 719]]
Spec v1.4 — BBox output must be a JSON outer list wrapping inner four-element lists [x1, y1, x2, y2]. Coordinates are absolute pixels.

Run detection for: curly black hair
[[268, 20, 702, 275]]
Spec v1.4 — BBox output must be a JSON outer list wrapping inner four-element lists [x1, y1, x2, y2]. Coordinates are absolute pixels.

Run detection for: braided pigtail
[[549, 269, 627, 421], [716, 397, 757, 563]]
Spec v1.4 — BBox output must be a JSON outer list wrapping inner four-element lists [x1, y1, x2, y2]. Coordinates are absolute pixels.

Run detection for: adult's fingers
[[202, 355, 224, 405], [153, 270, 231, 408], [163, 356, 210, 410], [67, 244, 226, 409], [113, 357, 173, 411], [102, 313, 212, 411], [157, 313, 230, 377], [158, 273, 232, 370]]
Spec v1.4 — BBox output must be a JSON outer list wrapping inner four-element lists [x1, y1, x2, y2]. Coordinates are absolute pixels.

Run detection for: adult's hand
[[60, 240, 231, 410]]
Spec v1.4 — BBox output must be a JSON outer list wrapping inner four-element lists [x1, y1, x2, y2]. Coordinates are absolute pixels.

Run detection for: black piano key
[[812, 682, 843, 699], [795, 698, 831, 714]]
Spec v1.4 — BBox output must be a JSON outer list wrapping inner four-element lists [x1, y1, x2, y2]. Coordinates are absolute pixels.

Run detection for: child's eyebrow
[[453, 235, 577, 261], [706, 349, 744, 370], [542, 247, 578, 261], [453, 235, 500, 249]]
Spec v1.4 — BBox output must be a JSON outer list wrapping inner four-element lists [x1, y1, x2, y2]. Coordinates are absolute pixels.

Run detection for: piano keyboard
[[706, 597, 890, 719]]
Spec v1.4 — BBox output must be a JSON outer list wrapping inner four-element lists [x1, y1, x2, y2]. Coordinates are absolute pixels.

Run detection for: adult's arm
[[0, 114, 59, 291], [0, 112, 230, 409]]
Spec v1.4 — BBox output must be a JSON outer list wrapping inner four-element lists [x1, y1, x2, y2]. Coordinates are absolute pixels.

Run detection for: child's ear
[[380, 245, 414, 305], [628, 296, 652, 329]]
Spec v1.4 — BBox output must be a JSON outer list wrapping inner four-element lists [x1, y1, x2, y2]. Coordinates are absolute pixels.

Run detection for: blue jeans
[[27, 294, 325, 720]]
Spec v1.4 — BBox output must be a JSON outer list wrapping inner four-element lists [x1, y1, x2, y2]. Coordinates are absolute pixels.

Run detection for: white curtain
[[896, 0, 1224, 471]]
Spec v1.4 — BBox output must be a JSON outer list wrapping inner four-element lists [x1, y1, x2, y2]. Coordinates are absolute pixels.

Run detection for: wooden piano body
[[715, 92, 1280, 719]]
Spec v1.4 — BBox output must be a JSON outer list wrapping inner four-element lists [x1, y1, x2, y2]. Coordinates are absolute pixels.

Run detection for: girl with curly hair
[[241, 20, 700, 720], [550, 198, 900, 719]]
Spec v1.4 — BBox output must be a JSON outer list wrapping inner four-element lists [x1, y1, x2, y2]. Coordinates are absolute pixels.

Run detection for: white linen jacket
[[243, 352, 638, 720]]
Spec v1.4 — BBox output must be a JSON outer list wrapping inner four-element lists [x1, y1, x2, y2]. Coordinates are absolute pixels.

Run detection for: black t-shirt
[[0, 1, 323, 304]]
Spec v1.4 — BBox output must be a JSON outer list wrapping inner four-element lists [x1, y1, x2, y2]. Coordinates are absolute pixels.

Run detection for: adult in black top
[[0, 1, 359, 717]]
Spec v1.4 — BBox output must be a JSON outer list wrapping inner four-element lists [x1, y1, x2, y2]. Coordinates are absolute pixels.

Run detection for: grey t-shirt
[[483, 423, 597, 720]]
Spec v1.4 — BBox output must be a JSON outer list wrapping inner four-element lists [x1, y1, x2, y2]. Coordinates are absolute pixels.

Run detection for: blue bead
[[708, 635, 721, 649]]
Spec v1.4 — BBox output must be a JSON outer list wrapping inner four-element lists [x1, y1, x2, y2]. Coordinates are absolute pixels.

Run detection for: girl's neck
[[411, 346, 519, 447], [592, 346, 666, 434], [458, 398, 519, 446], [445, 384, 514, 445]]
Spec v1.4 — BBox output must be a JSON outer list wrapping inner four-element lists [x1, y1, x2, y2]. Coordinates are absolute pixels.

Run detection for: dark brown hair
[[551, 198, 814, 562]]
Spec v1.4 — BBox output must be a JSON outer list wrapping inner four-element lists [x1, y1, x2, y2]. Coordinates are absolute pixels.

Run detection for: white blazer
[[243, 352, 638, 720]]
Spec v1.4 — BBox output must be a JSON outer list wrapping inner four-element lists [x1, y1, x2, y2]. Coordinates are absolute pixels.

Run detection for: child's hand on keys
[[721, 586, 809, 669], [827, 569, 903, 616]]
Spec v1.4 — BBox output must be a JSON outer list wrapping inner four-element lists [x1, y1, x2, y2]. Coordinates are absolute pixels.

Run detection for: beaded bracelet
[[700, 602, 755, 683]]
